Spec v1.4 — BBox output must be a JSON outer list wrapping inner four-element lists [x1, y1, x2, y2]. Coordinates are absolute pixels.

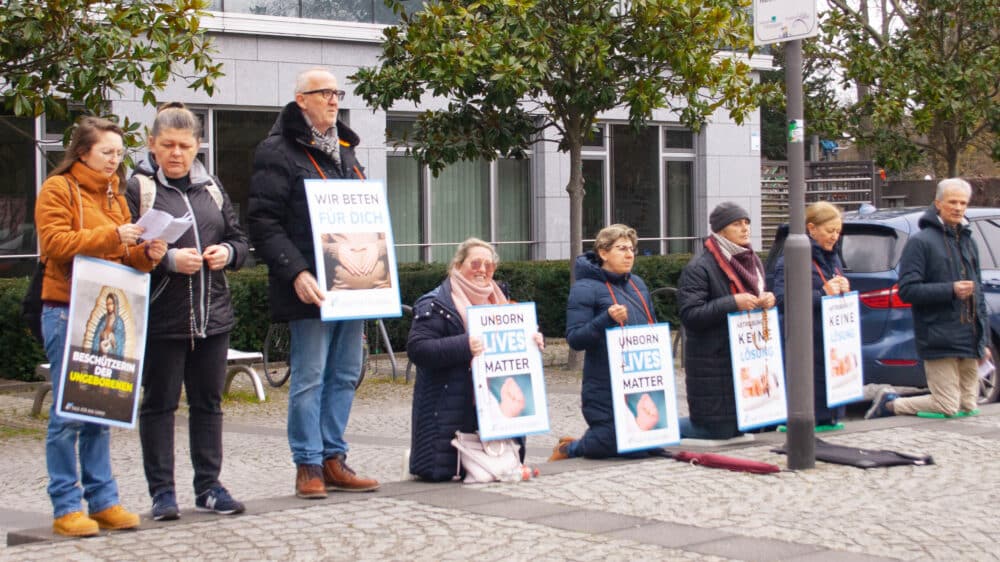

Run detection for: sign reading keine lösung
[[822, 291, 865, 407], [728, 308, 787, 431], [304, 179, 401, 320], [605, 324, 680, 453], [56, 256, 150, 428], [468, 303, 549, 440]]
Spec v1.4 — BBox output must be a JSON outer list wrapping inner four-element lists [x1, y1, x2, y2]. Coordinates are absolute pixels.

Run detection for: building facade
[[0, 7, 770, 275]]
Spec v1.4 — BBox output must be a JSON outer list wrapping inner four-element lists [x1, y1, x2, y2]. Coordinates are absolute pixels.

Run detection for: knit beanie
[[710, 202, 750, 233]]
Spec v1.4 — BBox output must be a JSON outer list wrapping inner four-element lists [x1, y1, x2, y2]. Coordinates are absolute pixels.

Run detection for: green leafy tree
[[353, 0, 767, 268], [760, 43, 850, 162], [1, 0, 222, 144], [813, 0, 1000, 176]]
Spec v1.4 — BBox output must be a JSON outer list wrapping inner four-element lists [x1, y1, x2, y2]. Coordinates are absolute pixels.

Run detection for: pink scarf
[[449, 271, 507, 327]]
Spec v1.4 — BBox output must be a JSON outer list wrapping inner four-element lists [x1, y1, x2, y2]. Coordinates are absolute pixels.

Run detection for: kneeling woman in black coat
[[407, 238, 544, 481]]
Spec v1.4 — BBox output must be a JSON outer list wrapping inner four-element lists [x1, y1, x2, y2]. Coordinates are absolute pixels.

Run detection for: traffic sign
[[754, 0, 818, 45]]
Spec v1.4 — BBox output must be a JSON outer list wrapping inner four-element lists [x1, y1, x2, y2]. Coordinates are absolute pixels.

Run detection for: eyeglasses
[[612, 244, 636, 254], [467, 258, 496, 272], [301, 88, 346, 101]]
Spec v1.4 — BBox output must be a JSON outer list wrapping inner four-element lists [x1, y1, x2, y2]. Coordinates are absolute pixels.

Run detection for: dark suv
[[765, 205, 1000, 403]]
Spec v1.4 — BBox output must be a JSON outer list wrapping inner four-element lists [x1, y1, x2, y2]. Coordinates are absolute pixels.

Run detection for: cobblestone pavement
[[1, 342, 999, 560]]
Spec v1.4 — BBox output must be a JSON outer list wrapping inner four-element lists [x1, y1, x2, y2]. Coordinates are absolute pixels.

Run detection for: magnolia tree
[[811, 0, 999, 175], [1, 0, 222, 144], [353, 0, 768, 268]]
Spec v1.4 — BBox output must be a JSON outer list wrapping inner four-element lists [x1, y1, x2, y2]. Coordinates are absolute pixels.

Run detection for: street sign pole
[[754, 0, 819, 470], [783, 40, 815, 470]]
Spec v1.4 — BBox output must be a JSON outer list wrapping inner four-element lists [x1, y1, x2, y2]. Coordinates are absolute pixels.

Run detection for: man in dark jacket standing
[[248, 68, 378, 498], [867, 178, 991, 418]]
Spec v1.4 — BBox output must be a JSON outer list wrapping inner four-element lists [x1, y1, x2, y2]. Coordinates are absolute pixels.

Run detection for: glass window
[[497, 158, 530, 261], [972, 219, 1000, 270], [664, 128, 693, 150], [303, 0, 373, 22], [583, 125, 605, 148], [218, 0, 298, 17], [840, 230, 905, 273], [582, 159, 605, 242], [0, 115, 37, 264], [665, 160, 693, 254], [386, 118, 414, 145], [387, 155, 422, 263], [611, 124, 659, 255], [213, 109, 279, 227], [430, 160, 489, 262]]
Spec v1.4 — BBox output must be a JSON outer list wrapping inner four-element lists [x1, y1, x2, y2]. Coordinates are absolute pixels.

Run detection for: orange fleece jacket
[[35, 161, 158, 303]]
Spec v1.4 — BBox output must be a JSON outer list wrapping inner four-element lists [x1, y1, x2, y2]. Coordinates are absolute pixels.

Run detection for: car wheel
[[978, 339, 1000, 404]]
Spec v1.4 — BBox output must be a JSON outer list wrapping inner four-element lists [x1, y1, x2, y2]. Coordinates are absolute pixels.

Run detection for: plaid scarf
[[709, 233, 764, 296], [310, 125, 341, 169]]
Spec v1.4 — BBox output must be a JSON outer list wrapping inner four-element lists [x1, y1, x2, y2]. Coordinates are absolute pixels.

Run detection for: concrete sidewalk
[[2, 353, 999, 560]]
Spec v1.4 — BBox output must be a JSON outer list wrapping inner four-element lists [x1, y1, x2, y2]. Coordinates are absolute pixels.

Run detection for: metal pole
[[784, 40, 815, 470]]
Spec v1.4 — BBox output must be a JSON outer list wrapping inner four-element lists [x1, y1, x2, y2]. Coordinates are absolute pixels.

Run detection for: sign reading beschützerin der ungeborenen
[[56, 256, 150, 428]]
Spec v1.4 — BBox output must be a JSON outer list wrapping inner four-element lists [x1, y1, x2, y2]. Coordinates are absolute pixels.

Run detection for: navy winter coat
[[406, 277, 523, 481], [247, 101, 366, 323], [126, 158, 248, 339], [677, 248, 741, 429], [565, 252, 655, 458], [772, 239, 846, 423], [898, 206, 989, 359]]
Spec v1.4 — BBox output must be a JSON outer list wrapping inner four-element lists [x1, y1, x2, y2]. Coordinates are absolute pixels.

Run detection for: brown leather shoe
[[323, 454, 379, 492], [296, 464, 327, 499], [548, 436, 576, 462]]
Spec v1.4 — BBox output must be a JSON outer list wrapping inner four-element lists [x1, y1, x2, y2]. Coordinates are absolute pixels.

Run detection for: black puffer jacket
[[565, 252, 655, 455], [406, 277, 523, 482], [772, 239, 846, 422], [247, 101, 366, 322], [677, 248, 741, 427], [126, 157, 248, 339], [898, 206, 989, 359]]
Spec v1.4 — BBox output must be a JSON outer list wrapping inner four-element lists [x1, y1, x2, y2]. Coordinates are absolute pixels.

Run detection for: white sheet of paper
[[979, 359, 994, 380], [136, 209, 193, 243]]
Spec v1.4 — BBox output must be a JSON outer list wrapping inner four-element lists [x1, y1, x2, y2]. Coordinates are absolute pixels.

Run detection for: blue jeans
[[43, 305, 120, 518], [287, 318, 364, 466]]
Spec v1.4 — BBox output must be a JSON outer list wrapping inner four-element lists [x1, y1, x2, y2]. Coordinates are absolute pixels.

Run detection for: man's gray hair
[[294, 67, 336, 95], [935, 178, 972, 201]]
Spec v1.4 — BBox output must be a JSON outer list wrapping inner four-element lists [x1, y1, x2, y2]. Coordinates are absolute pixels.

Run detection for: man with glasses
[[248, 68, 379, 498]]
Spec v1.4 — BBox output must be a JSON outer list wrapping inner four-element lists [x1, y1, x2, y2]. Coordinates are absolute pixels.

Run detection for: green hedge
[[0, 254, 692, 381], [0, 277, 48, 381]]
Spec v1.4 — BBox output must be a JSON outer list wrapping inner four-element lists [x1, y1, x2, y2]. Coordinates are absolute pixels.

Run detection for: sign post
[[754, 0, 818, 470]]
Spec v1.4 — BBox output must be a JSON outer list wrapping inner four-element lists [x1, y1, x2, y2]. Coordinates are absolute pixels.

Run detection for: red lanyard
[[812, 260, 842, 285], [304, 148, 366, 180], [604, 280, 654, 326]]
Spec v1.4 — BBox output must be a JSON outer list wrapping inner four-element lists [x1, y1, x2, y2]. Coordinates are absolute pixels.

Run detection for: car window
[[971, 219, 1000, 269], [841, 230, 905, 272]]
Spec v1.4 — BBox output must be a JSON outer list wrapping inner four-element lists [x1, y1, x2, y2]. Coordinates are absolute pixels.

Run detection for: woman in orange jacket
[[35, 116, 167, 537]]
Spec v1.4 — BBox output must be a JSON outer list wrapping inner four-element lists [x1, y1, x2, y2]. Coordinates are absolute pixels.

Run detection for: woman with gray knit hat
[[676, 202, 776, 439]]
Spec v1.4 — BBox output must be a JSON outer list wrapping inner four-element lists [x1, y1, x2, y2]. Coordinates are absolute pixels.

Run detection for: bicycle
[[261, 322, 370, 389]]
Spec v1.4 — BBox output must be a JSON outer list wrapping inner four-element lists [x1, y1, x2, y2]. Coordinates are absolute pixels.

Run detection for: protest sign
[[55, 256, 150, 428], [728, 308, 787, 431], [605, 323, 680, 453], [821, 291, 865, 407], [468, 303, 549, 440], [304, 179, 401, 320]]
